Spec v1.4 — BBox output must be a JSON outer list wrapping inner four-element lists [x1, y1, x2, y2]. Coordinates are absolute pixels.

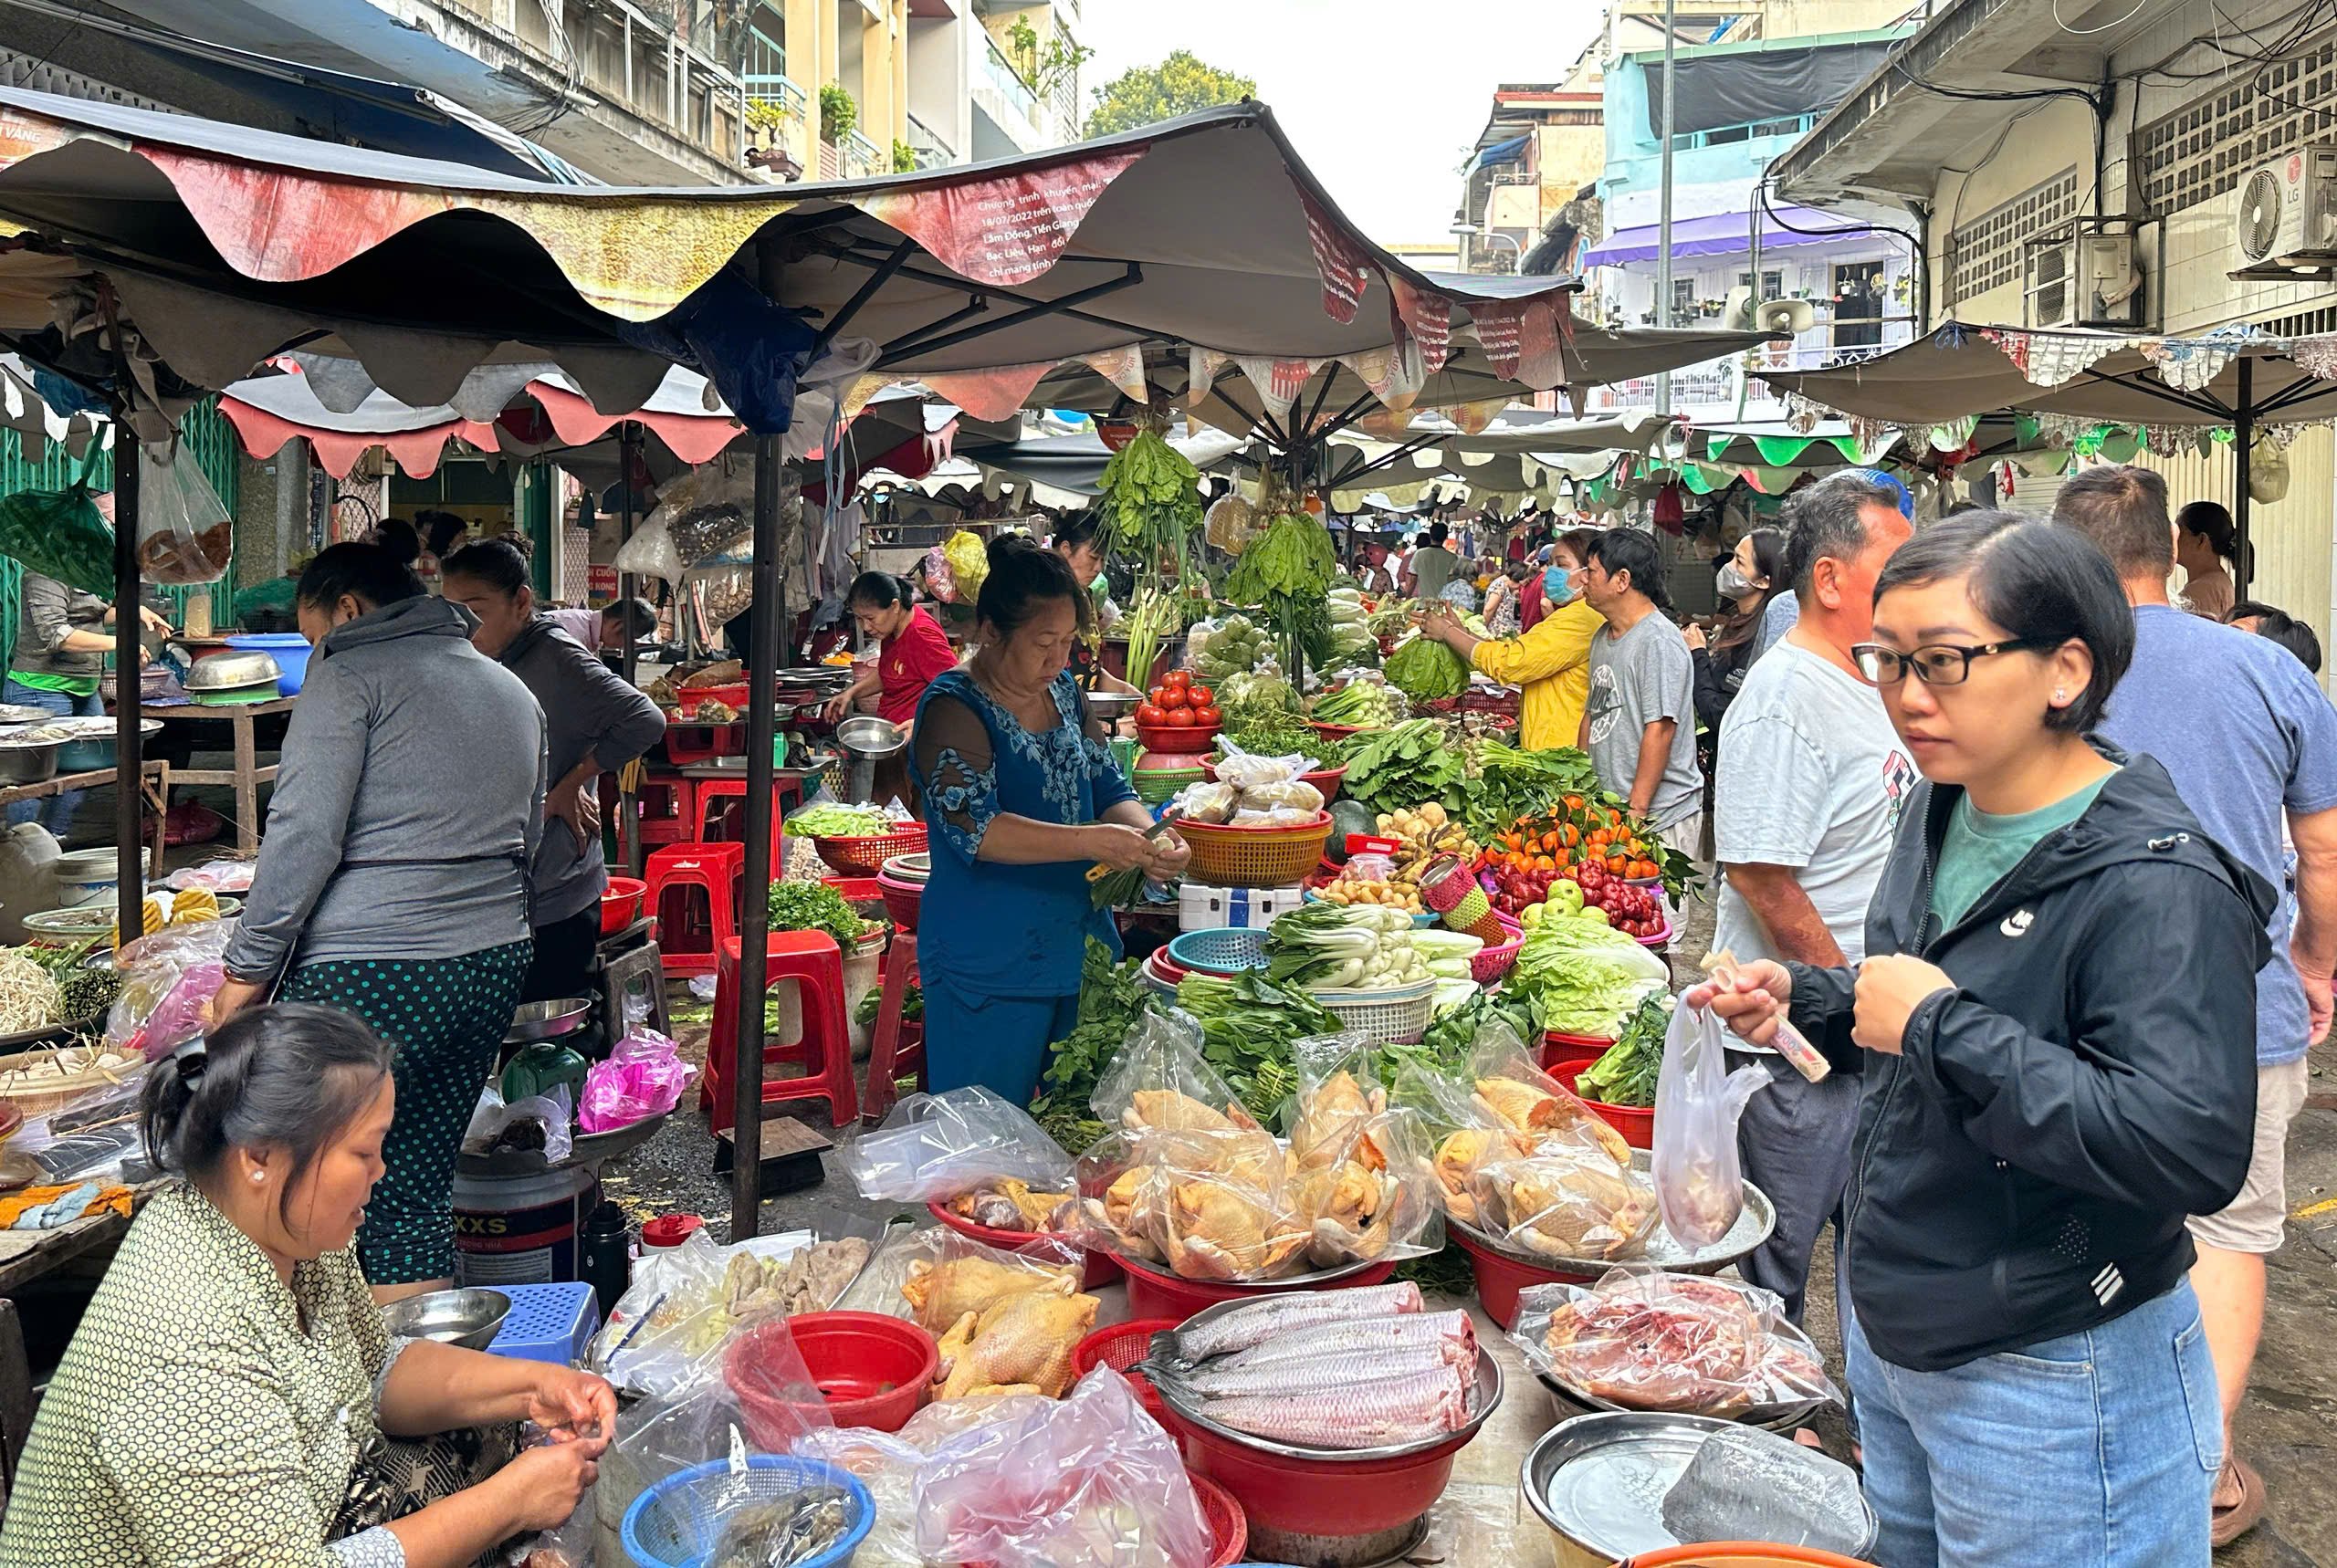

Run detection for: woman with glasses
[[1687, 511, 2265, 1568]]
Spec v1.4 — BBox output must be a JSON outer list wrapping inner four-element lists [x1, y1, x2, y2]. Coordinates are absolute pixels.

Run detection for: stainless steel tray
[[1452, 1151, 1775, 1277], [1535, 1369, 1831, 1433], [1154, 1293, 1504, 1461]]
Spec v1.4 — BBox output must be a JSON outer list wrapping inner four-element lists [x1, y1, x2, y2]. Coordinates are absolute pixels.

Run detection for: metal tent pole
[[730, 240, 791, 1239], [1653, 0, 1680, 420], [111, 425, 142, 946], [2233, 357, 2255, 599], [617, 423, 644, 878]]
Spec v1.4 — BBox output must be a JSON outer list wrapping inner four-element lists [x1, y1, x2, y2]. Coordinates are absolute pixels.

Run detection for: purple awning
[[1579, 206, 1866, 268]]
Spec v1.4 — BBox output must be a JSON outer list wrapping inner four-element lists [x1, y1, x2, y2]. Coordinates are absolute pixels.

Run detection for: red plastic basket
[[1165, 1399, 1473, 1540], [1199, 758, 1347, 804], [1115, 1250, 1399, 1325], [1137, 721, 1221, 755], [925, 1203, 1122, 1291], [1071, 1317, 1180, 1425], [600, 876, 645, 936], [1176, 810, 1335, 888], [1191, 1472, 1251, 1567], [1471, 914, 1525, 984], [1449, 1220, 1598, 1330], [807, 823, 929, 875], [726, 1312, 936, 1439], [1307, 720, 1367, 745], [1539, 1049, 1654, 1149], [672, 681, 750, 716]]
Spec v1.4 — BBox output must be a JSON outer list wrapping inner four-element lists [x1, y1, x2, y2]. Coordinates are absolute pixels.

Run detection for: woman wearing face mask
[[211, 542, 546, 1302], [1685, 526, 1785, 734], [0, 1005, 615, 1567], [1686, 513, 2263, 1568], [911, 538, 1189, 1103], [441, 540, 666, 1005], [1418, 528, 1602, 751]]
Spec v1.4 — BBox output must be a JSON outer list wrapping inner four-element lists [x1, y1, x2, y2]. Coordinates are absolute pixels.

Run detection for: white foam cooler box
[[1179, 881, 1305, 931]]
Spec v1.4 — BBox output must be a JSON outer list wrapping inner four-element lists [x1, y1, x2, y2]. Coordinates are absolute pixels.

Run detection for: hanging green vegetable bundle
[[1097, 428, 1203, 582], [1383, 633, 1471, 703], [1226, 511, 1337, 679]]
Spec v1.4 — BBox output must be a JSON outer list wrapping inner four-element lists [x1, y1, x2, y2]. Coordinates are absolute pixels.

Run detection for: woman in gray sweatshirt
[[442, 540, 666, 1005], [215, 543, 546, 1301]]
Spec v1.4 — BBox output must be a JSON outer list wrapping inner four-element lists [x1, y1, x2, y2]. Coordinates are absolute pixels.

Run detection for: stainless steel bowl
[[383, 1287, 512, 1351], [0, 704, 49, 726], [1083, 689, 1142, 720], [186, 650, 283, 691], [506, 997, 592, 1041], [835, 715, 907, 758], [0, 737, 60, 786]]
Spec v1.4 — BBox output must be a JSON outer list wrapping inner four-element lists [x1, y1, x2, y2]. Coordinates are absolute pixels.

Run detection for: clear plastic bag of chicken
[[1466, 1017, 1635, 1166], [1511, 1269, 1841, 1420], [902, 1229, 1098, 1401], [1091, 1008, 1264, 1135], [1284, 1034, 1443, 1267], [1467, 1138, 1660, 1265], [840, 1086, 1075, 1218], [1651, 996, 1771, 1249], [1125, 1124, 1309, 1283]]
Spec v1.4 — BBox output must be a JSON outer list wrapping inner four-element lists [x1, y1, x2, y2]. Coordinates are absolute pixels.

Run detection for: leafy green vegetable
[[1171, 968, 1342, 1111], [766, 880, 868, 946], [1033, 938, 1154, 1150], [1226, 512, 1337, 678], [854, 981, 922, 1026], [1339, 718, 1470, 817], [1098, 429, 1203, 582], [1465, 742, 1604, 837], [1507, 918, 1672, 1036], [1383, 634, 1471, 702], [1219, 700, 1318, 760], [1310, 681, 1401, 727], [786, 803, 896, 837], [1577, 991, 1673, 1107], [1412, 988, 1540, 1067]]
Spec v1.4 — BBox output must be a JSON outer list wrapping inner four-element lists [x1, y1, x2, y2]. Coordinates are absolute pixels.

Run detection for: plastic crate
[[1166, 927, 1268, 975], [1176, 881, 1305, 932], [485, 1281, 600, 1365]]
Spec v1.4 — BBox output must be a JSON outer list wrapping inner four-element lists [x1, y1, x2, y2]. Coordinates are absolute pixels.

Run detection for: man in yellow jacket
[[1419, 534, 1602, 749]]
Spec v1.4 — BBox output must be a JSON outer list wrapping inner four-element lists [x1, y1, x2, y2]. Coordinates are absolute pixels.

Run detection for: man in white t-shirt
[[1710, 471, 1913, 1319]]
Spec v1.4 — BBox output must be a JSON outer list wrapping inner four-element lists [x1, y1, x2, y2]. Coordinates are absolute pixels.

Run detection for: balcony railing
[[842, 129, 886, 179], [1581, 332, 1912, 415], [906, 110, 957, 169], [978, 34, 1039, 125]]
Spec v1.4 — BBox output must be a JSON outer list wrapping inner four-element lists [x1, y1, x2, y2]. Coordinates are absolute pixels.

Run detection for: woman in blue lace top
[[911, 538, 1189, 1103]]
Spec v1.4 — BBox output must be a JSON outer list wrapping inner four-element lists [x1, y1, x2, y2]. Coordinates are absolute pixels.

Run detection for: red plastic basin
[[727, 1312, 936, 1439], [1165, 1402, 1472, 1539], [876, 871, 925, 933], [1190, 1472, 1250, 1567], [600, 876, 645, 935], [1072, 1317, 1181, 1427], [1448, 1220, 1597, 1330], [1539, 1047, 1654, 1150], [1115, 1251, 1398, 1326], [925, 1202, 1123, 1290]]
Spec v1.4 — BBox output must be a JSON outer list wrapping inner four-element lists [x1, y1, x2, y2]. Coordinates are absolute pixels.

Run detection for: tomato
[[1186, 684, 1214, 707], [1158, 687, 1189, 709], [1162, 670, 1193, 691], [1137, 704, 1166, 727], [1166, 707, 1197, 727], [1193, 705, 1222, 727], [1147, 686, 1167, 705]]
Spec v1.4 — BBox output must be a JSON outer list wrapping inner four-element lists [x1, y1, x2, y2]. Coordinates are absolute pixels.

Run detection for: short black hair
[[1585, 527, 1672, 613], [845, 570, 915, 611], [415, 509, 468, 556], [2052, 464, 2173, 579], [606, 597, 659, 638], [1780, 472, 1903, 599], [440, 538, 530, 597], [1874, 509, 2133, 733], [978, 536, 1092, 639], [1427, 521, 1449, 546], [297, 542, 424, 613], [1053, 511, 1106, 556], [2238, 604, 2323, 674], [141, 1003, 393, 1219]]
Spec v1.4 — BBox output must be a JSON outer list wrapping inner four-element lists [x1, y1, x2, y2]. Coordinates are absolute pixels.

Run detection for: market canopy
[[1756, 323, 2337, 434], [1579, 207, 1868, 269]]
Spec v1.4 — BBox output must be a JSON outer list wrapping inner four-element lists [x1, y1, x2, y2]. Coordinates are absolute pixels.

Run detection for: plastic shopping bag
[[106, 920, 236, 1058], [135, 440, 233, 584], [1651, 997, 1771, 1249], [840, 1086, 1075, 1206], [578, 1026, 697, 1133], [1510, 1269, 1841, 1420]]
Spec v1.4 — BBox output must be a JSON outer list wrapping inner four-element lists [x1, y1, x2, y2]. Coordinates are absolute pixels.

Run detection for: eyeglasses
[[1850, 637, 2060, 686]]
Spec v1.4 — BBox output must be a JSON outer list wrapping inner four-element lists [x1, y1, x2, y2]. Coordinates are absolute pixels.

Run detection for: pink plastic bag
[[579, 1027, 698, 1134], [913, 1366, 1213, 1568]]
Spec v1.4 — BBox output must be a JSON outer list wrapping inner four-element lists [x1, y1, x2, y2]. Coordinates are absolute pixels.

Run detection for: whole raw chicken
[[1289, 1071, 1386, 1168], [1124, 1090, 1260, 1134], [1481, 1148, 1659, 1261], [1475, 1076, 1633, 1166], [902, 1253, 1076, 1332], [1432, 1127, 1525, 1224], [933, 1289, 1100, 1399], [1162, 1179, 1309, 1281]]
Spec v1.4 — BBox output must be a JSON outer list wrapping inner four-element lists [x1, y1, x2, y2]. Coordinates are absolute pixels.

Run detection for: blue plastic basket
[[1165, 926, 1269, 975], [624, 1455, 874, 1568], [485, 1281, 599, 1365]]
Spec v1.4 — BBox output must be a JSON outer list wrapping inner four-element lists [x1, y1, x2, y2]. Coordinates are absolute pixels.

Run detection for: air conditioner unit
[[2234, 146, 2337, 268], [2028, 228, 2144, 329]]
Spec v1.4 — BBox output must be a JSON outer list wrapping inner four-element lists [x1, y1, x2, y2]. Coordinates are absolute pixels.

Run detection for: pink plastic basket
[[1471, 914, 1525, 983]]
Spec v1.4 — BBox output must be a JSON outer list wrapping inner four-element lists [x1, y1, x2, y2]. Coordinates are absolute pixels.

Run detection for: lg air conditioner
[[2234, 146, 2337, 269]]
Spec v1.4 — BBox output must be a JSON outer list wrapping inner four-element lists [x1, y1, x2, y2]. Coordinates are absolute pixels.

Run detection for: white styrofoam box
[[1179, 881, 1306, 932]]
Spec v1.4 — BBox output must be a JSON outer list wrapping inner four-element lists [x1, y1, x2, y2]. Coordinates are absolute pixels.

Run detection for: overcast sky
[[1076, 1, 1605, 245]]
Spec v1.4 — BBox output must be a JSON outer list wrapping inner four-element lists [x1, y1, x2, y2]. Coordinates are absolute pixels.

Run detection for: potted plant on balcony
[[819, 84, 857, 147], [893, 139, 917, 173]]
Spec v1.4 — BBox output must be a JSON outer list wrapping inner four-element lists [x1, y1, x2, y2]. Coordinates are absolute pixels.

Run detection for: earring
[[250, 1170, 264, 1183], [2053, 688, 2067, 702]]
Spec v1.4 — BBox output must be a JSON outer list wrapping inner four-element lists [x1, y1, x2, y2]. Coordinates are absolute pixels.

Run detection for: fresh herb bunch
[[1032, 938, 1153, 1151], [1226, 512, 1336, 678], [1218, 699, 1319, 760], [1576, 991, 1675, 1108], [766, 880, 866, 946], [1411, 988, 1541, 1067], [1339, 718, 1471, 817], [1098, 429, 1203, 581]]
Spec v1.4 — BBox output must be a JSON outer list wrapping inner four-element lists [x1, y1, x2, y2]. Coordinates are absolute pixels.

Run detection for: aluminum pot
[[0, 737, 60, 786], [186, 650, 284, 691]]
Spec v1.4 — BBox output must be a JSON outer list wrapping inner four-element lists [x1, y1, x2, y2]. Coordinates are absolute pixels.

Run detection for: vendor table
[[0, 761, 170, 865], [150, 698, 297, 853]]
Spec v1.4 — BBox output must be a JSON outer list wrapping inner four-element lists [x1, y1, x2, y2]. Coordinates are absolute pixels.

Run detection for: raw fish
[[1161, 1282, 1423, 1360], [1191, 1363, 1473, 1449], [1159, 1337, 1466, 1400], [1173, 1310, 1474, 1377]]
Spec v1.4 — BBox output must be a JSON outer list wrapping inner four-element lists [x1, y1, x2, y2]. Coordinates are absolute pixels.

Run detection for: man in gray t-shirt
[[1405, 520, 1462, 601], [1577, 529, 1703, 838]]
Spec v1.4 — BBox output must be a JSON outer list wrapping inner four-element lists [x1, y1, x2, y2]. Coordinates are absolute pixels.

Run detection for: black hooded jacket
[[1786, 747, 2273, 1372]]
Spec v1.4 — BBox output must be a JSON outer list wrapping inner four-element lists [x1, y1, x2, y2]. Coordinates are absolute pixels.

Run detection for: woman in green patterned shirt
[[0, 1005, 614, 1567]]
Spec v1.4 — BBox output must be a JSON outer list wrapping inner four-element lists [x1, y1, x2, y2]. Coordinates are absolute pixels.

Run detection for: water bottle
[[579, 1200, 631, 1322]]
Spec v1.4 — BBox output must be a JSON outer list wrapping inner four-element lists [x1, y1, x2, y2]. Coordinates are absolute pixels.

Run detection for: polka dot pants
[[283, 941, 532, 1285]]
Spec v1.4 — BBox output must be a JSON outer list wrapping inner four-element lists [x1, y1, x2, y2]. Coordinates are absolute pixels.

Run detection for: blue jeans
[[1845, 1281, 2220, 1568], [2, 679, 103, 835]]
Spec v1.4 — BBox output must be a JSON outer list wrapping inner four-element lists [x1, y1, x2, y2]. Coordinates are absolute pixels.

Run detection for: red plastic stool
[[645, 843, 745, 978], [663, 724, 732, 768], [636, 770, 690, 846], [696, 775, 809, 862], [701, 932, 859, 1131], [861, 929, 926, 1124]]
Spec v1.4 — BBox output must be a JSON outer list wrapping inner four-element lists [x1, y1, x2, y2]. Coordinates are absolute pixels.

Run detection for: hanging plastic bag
[[1512, 1269, 1841, 1420], [105, 919, 236, 1057], [942, 530, 989, 602], [578, 1026, 697, 1133], [913, 1367, 1214, 1568], [613, 515, 686, 584], [1651, 997, 1771, 1249], [840, 1086, 1076, 1207], [0, 452, 111, 594], [135, 440, 233, 585]]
